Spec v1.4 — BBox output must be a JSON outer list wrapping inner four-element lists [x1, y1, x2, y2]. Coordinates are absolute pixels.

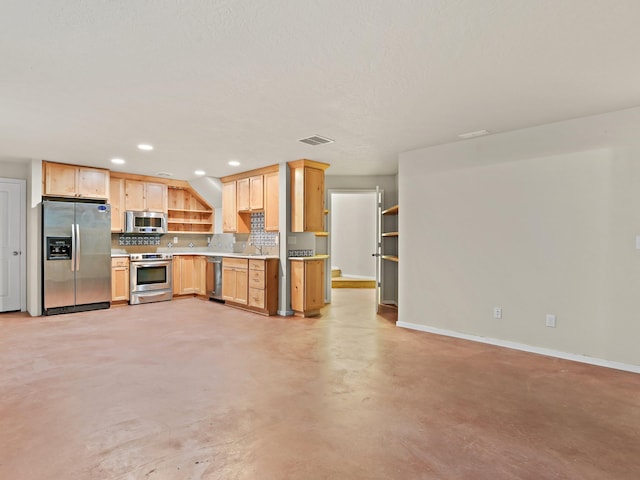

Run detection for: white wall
[[331, 192, 376, 278], [0, 159, 28, 179], [399, 107, 640, 368]]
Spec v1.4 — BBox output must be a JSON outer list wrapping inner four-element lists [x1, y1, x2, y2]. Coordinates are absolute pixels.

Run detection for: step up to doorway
[[331, 277, 376, 289]]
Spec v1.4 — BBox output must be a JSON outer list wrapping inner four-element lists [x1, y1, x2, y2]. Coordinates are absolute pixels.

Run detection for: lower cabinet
[[111, 257, 130, 303], [222, 258, 249, 304], [173, 255, 207, 296], [223, 257, 279, 315], [291, 259, 324, 317]]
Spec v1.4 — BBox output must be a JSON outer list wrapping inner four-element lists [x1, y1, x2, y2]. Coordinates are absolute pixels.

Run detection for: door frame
[[326, 188, 383, 305], [0, 178, 27, 312]]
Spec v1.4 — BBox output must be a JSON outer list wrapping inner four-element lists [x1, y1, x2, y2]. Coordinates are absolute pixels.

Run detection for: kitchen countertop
[[288, 254, 330, 261], [111, 251, 279, 260]]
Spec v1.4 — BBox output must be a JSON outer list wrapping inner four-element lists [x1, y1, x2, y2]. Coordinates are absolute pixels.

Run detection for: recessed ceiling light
[[194, 170, 206, 176], [111, 158, 125, 165], [228, 161, 240, 167], [457, 130, 490, 139], [137, 143, 154, 151]]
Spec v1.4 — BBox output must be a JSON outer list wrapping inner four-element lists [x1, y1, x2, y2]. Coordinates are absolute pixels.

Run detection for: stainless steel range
[[129, 252, 173, 304]]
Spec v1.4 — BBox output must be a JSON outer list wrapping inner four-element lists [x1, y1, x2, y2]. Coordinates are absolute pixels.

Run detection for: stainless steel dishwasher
[[207, 256, 224, 302]]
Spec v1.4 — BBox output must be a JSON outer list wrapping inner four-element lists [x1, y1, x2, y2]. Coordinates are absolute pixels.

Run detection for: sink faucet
[[254, 245, 263, 255]]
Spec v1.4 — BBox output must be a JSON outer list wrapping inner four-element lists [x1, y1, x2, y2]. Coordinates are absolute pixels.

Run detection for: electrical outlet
[[173, 236, 178, 244], [493, 307, 502, 319], [546, 314, 556, 328]]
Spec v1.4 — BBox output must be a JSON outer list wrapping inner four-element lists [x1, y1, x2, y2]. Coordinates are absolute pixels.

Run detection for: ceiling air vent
[[298, 135, 334, 146]]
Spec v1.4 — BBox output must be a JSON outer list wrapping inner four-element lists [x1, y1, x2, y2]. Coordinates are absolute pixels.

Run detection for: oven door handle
[[132, 261, 172, 269]]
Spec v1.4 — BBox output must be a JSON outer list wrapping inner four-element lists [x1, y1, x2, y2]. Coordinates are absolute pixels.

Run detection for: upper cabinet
[[237, 175, 264, 212], [249, 175, 264, 210], [264, 171, 279, 232], [288, 159, 330, 232], [124, 179, 168, 213], [110, 177, 125, 232], [221, 165, 279, 233], [236, 177, 250, 212], [43, 161, 110, 200], [222, 181, 241, 232]]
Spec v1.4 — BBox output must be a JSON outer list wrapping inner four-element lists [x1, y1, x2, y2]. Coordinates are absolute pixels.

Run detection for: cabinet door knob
[[12, 251, 20, 256]]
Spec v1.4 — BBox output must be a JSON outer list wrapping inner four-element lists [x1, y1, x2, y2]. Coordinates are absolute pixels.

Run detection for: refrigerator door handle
[[76, 223, 81, 271], [71, 223, 76, 272]]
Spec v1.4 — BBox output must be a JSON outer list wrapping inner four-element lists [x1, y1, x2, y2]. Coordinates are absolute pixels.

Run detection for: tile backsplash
[[118, 235, 161, 246], [249, 212, 278, 247]]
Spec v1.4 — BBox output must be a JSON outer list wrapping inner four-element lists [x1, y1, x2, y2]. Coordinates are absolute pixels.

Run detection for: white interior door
[[0, 180, 24, 312]]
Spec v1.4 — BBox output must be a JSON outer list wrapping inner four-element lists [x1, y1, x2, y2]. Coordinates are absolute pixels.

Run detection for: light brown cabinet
[[111, 257, 130, 302], [249, 175, 264, 210], [173, 255, 207, 296], [221, 165, 279, 233], [222, 257, 249, 305], [264, 171, 279, 231], [291, 259, 325, 317], [237, 175, 264, 212], [289, 159, 329, 232], [125, 180, 168, 213], [109, 177, 125, 232], [43, 161, 110, 199], [247, 259, 279, 315], [237, 177, 250, 212]]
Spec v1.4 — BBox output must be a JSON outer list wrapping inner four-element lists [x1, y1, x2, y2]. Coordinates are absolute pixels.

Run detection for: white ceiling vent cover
[[298, 135, 334, 146]]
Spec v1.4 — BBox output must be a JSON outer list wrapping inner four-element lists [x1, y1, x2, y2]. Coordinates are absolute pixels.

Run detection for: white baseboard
[[396, 321, 640, 374]]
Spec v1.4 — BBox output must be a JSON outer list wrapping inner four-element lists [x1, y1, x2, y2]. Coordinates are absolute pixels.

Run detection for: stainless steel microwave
[[125, 211, 167, 234]]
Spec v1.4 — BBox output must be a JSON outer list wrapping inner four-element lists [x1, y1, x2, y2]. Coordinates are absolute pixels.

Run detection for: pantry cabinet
[[43, 161, 110, 200], [288, 159, 329, 232]]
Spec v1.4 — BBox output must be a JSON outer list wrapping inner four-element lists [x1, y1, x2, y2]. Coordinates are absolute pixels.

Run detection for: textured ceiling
[[1, 0, 640, 180]]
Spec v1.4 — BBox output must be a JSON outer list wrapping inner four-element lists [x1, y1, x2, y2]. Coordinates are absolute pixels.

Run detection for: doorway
[[0, 178, 26, 312], [326, 190, 380, 305]]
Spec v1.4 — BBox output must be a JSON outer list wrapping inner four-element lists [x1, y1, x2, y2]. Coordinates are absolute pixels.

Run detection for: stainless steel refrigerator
[[42, 200, 112, 315]]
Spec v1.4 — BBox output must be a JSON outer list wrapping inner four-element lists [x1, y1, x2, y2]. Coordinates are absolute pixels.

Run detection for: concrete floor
[[1, 290, 640, 479]]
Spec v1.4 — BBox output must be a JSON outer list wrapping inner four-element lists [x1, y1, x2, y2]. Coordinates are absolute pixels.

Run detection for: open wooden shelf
[[167, 187, 214, 234], [382, 255, 399, 263], [382, 232, 398, 237], [382, 205, 398, 216]]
